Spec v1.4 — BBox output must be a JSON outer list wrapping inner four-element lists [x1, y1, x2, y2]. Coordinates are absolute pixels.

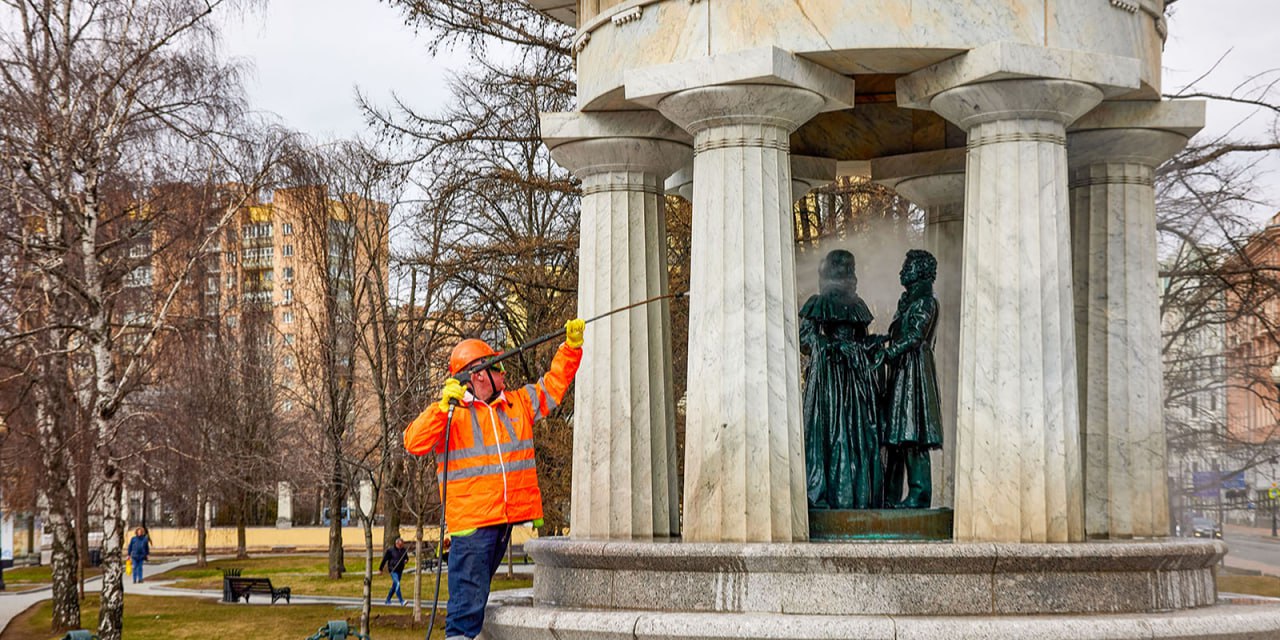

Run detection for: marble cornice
[[571, 0, 664, 54], [897, 42, 1140, 111]]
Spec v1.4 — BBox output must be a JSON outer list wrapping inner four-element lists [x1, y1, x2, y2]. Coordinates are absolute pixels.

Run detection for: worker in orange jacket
[[404, 318, 584, 640]]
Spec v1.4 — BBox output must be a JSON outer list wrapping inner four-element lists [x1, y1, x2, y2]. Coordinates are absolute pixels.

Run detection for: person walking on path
[[404, 319, 584, 640], [378, 537, 410, 605], [127, 527, 150, 584]]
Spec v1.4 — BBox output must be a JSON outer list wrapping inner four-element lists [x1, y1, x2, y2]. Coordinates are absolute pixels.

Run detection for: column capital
[[542, 111, 693, 179], [791, 155, 838, 202], [931, 79, 1104, 131], [1067, 100, 1207, 168], [897, 42, 1141, 111], [624, 46, 855, 115], [665, 164, 693, 201], [651, 84, 828, 137], [871, 149, 966, 208]]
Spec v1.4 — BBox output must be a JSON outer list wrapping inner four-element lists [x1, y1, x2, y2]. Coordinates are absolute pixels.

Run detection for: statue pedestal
[[482, 538, 1280, 639], [808, 508, 953, 541]]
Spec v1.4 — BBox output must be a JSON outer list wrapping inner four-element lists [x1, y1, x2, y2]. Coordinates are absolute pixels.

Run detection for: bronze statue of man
[[800, 249, 883, 510], [874, 249, 943, 509]]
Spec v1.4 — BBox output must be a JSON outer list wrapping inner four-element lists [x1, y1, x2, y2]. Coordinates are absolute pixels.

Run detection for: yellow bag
[[125, 557, 132, 576]]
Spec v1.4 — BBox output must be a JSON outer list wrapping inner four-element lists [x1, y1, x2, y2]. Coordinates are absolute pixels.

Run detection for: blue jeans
[[131, 557, 144, 583], [385, 571, 403, 604], [445, 524, 512, 639]]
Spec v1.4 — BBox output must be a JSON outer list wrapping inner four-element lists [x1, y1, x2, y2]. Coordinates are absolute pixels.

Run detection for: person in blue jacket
[[127, 527, 150, 583]]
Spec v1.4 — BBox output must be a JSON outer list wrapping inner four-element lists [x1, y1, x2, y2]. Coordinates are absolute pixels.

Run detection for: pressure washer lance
[[423, 290, 687, 640]]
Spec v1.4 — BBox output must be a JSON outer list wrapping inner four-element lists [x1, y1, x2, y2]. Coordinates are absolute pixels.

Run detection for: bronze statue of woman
[[800, 249, 883, 510]]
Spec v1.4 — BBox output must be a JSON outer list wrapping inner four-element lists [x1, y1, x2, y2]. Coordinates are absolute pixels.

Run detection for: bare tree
[[1157, 61, 1280, 525], [0, 1, 268, 634]]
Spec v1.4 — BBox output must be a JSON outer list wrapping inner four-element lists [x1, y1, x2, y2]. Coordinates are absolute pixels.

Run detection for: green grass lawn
[[2, 566, 101, 590], [152, 555, 530, 600], [1218, 570, 1280, 598], [0, 594, 447, 640]]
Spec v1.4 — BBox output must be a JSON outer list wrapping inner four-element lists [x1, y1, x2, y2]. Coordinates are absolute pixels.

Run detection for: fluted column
[[655, 84, 827, 542], [1067, 104, 1203, 539], [544, 113, 691, 540], [930, 79, 1103, 542], [873, 149, 966, 509]]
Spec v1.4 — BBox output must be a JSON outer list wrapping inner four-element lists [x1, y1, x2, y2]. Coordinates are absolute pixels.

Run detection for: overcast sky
[[218, 0, 1280, 219], [218, 0, 470, 142]]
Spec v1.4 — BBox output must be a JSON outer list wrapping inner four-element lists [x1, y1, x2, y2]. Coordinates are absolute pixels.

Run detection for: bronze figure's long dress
[[801, 292, 883, 510]]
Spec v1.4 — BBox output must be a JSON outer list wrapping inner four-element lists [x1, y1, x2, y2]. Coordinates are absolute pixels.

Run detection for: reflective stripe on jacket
[[403, 342, 582, 534]]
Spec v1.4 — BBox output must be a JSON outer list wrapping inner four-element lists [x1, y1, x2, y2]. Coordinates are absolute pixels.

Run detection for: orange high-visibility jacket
[[404, 342, 582, 534]]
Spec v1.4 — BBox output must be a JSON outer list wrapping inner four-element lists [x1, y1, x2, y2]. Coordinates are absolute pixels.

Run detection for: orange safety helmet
[[449, 338, 499, 375]]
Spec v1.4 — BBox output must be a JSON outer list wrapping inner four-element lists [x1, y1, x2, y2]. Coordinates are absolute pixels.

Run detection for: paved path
[[0, 557, 534, 635], [0, 557, 189, 635], [1224, 523, 1280, 576]]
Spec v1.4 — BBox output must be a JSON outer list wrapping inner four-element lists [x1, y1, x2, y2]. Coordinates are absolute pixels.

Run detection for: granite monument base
[[480, 537, 1280, 640], [808, 508, 953, 541]]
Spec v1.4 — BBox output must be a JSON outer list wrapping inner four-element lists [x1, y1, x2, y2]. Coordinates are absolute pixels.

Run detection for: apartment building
[[123, 184, 389, 527]]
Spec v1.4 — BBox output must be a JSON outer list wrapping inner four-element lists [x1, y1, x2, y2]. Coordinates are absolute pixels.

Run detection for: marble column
[[276, 481, 293, 529], [670, 155, 836, 204], [1067, 101, 1205, 539], [872, 149, 966, 509], [654, 84, 829, 543], [929, 79, 1104, 543], [544, 112, 691, 539]]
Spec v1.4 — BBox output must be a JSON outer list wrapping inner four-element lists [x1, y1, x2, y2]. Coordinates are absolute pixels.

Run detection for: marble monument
[[490, 1, 1280, 638]]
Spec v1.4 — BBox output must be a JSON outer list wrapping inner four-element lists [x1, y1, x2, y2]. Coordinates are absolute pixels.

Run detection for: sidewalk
[[1225, 522, 1280, 541], [0, 557, 189, 635]]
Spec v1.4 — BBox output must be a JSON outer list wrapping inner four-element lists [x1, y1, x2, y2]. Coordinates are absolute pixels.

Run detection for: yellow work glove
[[565, 318, 585, 349], [437, 378, 465, 411]]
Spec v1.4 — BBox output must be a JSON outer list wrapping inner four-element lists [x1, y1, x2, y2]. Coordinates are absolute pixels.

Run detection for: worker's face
[[395, 539, 404, 549], [469, 366, 506, 403]]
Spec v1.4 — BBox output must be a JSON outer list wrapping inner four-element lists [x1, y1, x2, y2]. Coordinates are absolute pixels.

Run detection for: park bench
[[225, 575, 291, 604]]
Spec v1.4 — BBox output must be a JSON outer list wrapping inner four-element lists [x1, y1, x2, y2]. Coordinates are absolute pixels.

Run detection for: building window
[[282, 400, 294, 412], [284, 267, 294, 282], [124, 266, 153, 288], [226, 274, 235, 288], [283, 311, 294, 324], [283, 288, 293, 304], [284, 333, 295, 345], [206, 276, 218, 293], [283, 355, 295, 369], [282, 223, 294, 236], [245, 222, 273, 238], [128, 245, 149, 259], [226, 316, 238, 328], [283, 244, 294, 257]]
